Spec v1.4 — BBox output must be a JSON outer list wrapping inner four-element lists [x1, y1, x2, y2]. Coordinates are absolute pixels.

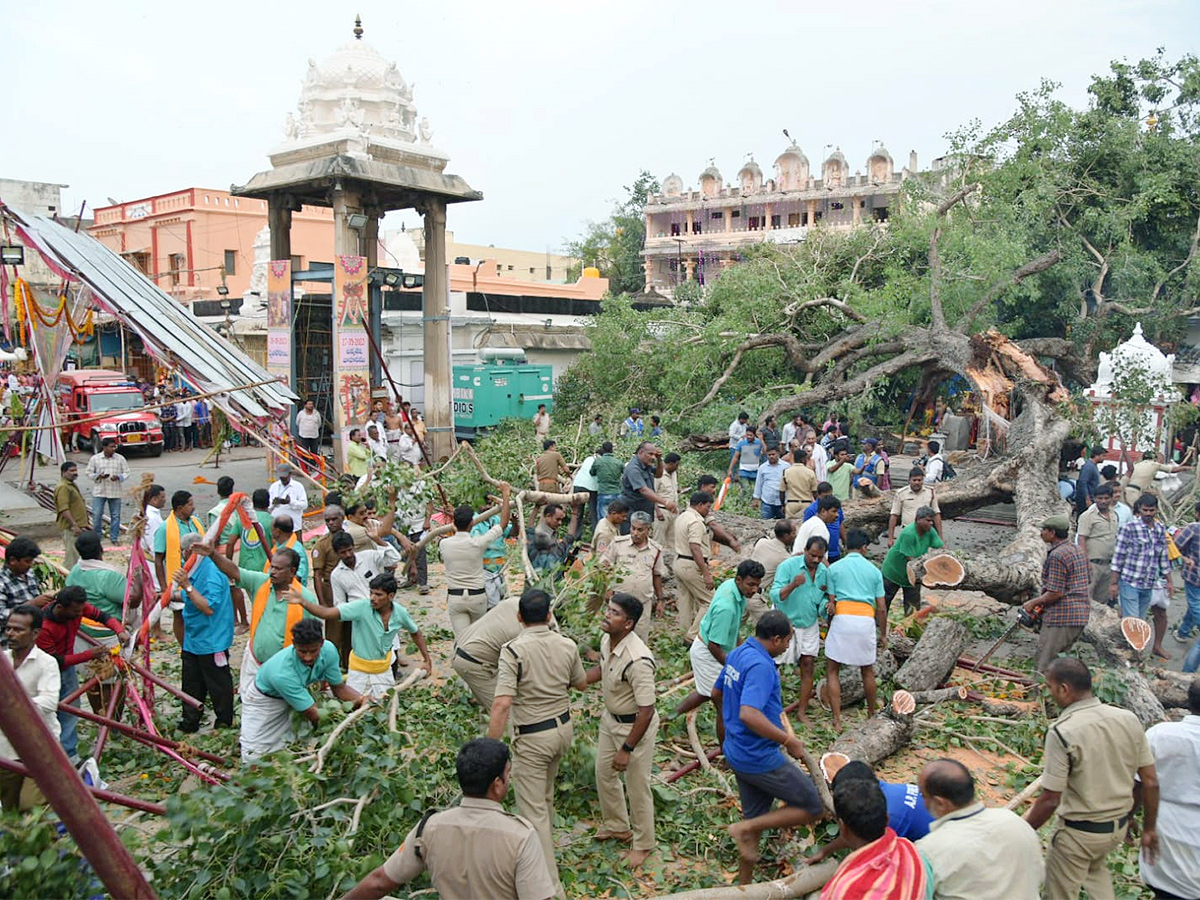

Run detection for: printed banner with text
[[266, 260, 292, 388], [332, 255, 371, 447]]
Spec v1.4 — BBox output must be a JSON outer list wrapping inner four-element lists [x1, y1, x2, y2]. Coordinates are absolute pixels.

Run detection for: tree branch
[[930, 183, 982, 330], [958, 250, 1062, 331], [1153, 207, 1200, 302], [680, 333, 813, 415], [781, 296, 866, 323]]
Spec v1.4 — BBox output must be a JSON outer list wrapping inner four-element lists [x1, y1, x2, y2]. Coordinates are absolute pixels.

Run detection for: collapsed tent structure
[[0, 204, 298, 460]]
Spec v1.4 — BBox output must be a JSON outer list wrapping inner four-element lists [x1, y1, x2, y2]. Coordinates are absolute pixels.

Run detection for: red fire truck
[[57, 369, 164, 456]]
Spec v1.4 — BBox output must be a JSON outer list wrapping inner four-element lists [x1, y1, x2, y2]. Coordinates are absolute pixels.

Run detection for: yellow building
[[408, 229, 578, 284]]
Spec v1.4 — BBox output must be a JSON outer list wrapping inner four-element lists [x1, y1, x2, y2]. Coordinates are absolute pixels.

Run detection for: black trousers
[[407, 530, 429, 586], [882, 577, 922, 615], [180, 649, 234, 731]]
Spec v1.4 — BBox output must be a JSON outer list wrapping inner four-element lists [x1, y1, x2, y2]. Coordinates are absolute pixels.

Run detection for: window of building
[[290, 255, 305, 272], [692, 222, 701, 234], [670, 223, 681, 236], [748, 216, 760, 231], [224, 250, 237, 276], [771, 215, 781, 228], [873, 206, 890, 222], [731, 210, 741, 219], [830, 202, 844, 211], [168, 253, 185, 287], [788, 213, 801, 227], [710, 211, 724, 220], [546, 265, 552, 280], [814, 211, 823, 222], [668, 258, 679, 272], [507, 265, 514, 271]]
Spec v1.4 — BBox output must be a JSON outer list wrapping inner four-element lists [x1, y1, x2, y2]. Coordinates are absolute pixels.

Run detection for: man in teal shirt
[[288, 571, 432, 698], [673, 559, 765, 719], [825, 529, 886, 731], [471, 514, 514, 609], [239, 618, 365, 762], [881, 506, 943, 615], [198, 542, 318, 694], [771, 535, 828, 723], [64, 530, 127, 715], [230, 489, 275, 573]]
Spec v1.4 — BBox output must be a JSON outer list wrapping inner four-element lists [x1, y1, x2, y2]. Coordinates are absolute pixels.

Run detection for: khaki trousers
[[1088, 560, 1113, 605], [450, 654, 497, 710], [653, 510, 677, 550], [511, 720, 573, 891], [1043, 821, 1124, 900], [633, 604, 652, 642], [673, 558, 713, 641], [746, 592, 771, 625], [1035, 624, 1085, 673], [62, 529, 80, 570], [448, 590, 487, 637], [596, 712, 658, 851]]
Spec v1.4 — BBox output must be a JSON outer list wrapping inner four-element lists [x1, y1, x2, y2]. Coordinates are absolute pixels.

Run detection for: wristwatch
[[621, 742, 636, 754]]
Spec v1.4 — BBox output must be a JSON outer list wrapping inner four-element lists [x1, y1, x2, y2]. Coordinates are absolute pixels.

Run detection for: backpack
[[941, 459, 957, 480]]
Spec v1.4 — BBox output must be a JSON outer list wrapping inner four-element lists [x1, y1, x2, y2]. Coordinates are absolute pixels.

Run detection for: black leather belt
[[1064, 813, 1131, 834], [516, 712, 570, 735], [611, 712, 637, 724], [448, 587, 485, 595], [454, 647, 482, 665]]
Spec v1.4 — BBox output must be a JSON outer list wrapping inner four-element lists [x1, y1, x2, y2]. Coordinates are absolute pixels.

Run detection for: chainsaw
[[976, 605, 1042, 669]]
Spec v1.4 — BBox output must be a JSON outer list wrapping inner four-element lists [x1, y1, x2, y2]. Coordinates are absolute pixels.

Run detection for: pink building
[[90, 189, 336, 302]]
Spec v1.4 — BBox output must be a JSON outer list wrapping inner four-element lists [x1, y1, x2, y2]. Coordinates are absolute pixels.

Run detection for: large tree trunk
[[830, 709, 913, 766], [816, 652, 898, 708], [894, 618, 969, 692]]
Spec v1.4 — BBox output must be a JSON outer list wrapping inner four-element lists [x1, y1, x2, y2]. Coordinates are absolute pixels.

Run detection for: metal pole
[[0, 756, 166, 816], [0, 652, 156, 899], [421, 198, 452, 460]]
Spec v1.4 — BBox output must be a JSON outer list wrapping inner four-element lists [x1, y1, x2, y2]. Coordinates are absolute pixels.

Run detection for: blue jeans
[[760, 502, 783, 519], [1185, 638, 1200, 673], [597, 494, 618, 519], [91, 496, 121, 542], [1178, 582, 1200, 635], [58, 664, 80, 760], [1118, 581, 1153, 619]]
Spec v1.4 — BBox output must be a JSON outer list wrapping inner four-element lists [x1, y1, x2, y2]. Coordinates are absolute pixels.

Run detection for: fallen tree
[[894, 617, 969, 692]]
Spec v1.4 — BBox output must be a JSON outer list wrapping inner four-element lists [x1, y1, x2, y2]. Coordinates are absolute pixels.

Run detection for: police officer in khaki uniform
[[746, 520, 795, 624], [601, 513, 664, 640], [653, 453, 681, 548], [584, 592, 658, 868], [452, 596, 558, 710], [1024, 658, 1159, 900], [489, 588, 588, 893], [440, 484, 512, 636], [339, 738, 555, 900], [672, 491, 741, 641]]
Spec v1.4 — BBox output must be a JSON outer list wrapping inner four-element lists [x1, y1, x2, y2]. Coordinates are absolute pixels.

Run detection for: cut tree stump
[[894, 618, 970, 693], [830, 708, 914, 766], [921, 553, 966, 588], [817, 651, 897, 708]]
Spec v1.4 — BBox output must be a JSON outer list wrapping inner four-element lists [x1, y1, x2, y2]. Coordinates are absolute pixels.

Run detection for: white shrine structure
[[1086, 323, 1180, 457]]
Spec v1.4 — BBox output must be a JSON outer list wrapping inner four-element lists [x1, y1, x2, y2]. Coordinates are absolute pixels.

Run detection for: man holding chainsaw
[[1024, 515, 1091, 673]]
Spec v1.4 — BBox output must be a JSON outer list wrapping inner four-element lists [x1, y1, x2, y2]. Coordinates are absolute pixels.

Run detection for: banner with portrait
[[332, 255, 371, 448]]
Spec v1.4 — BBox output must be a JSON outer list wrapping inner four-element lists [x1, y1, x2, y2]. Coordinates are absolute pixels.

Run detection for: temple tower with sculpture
[[234, 16, 480, 463]]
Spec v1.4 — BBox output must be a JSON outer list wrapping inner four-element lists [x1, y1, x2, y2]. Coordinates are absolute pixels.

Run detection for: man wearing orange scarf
[[821, 778, 933, 900], [153, 490, 203, 643], [200, 541, 316, 694]]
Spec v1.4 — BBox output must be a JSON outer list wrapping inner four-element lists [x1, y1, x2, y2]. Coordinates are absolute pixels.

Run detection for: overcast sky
[[2, 0, 1195, 255]]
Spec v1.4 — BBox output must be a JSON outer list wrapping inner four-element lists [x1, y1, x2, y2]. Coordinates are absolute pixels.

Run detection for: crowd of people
[[4, 398, 1199, 900]]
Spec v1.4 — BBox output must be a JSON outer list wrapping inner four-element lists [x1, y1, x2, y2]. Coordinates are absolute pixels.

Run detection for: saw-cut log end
[[1121, 617, 1152, 652], [921, 553, 965, 588], [819, 751, 850, 783], [891, 690, 916, 716]]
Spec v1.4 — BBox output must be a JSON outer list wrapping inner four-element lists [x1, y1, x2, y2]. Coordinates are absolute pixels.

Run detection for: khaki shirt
[[495, 624, 585, 725], [674, 507, 712, 558], [750, 536, 792, 585], [889, 485, 940, 528], [655, 470, 679, 507], [456, 597, 559, 671], [1129, 460, 1162, 495], [782, 464, 818, 507], [603, 535, 664, 603], [310, 532, 338, 588], [343, 521, 376, 552], [1077, 505, 1119, 562], [441, 525, 503, 590], [54, 479, 87, 530], [916, 803, 1044, 900], [1041, 696, 1153, 821], [534, 450, 566, 485], [592, 517, 620, 553], [382, 797, 555, 900], [600, 631, 656, 718]]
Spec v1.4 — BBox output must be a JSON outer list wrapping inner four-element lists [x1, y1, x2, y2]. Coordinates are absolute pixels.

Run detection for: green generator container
[[453, 352, 553, 439]]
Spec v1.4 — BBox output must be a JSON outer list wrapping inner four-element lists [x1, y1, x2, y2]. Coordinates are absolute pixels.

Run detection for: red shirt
[[36, 603, 121, 668]]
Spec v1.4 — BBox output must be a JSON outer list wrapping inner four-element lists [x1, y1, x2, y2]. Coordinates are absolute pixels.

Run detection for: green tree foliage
[[557, 53, 1200, 431], [565, 171, 659, 295]]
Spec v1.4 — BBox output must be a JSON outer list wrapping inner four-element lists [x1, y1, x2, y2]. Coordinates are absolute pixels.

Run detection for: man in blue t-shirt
[[806, 759, 936, 864], [728, 426, 766, 492], [712, 610, 823, 884], [170, 539, 235, 733]]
